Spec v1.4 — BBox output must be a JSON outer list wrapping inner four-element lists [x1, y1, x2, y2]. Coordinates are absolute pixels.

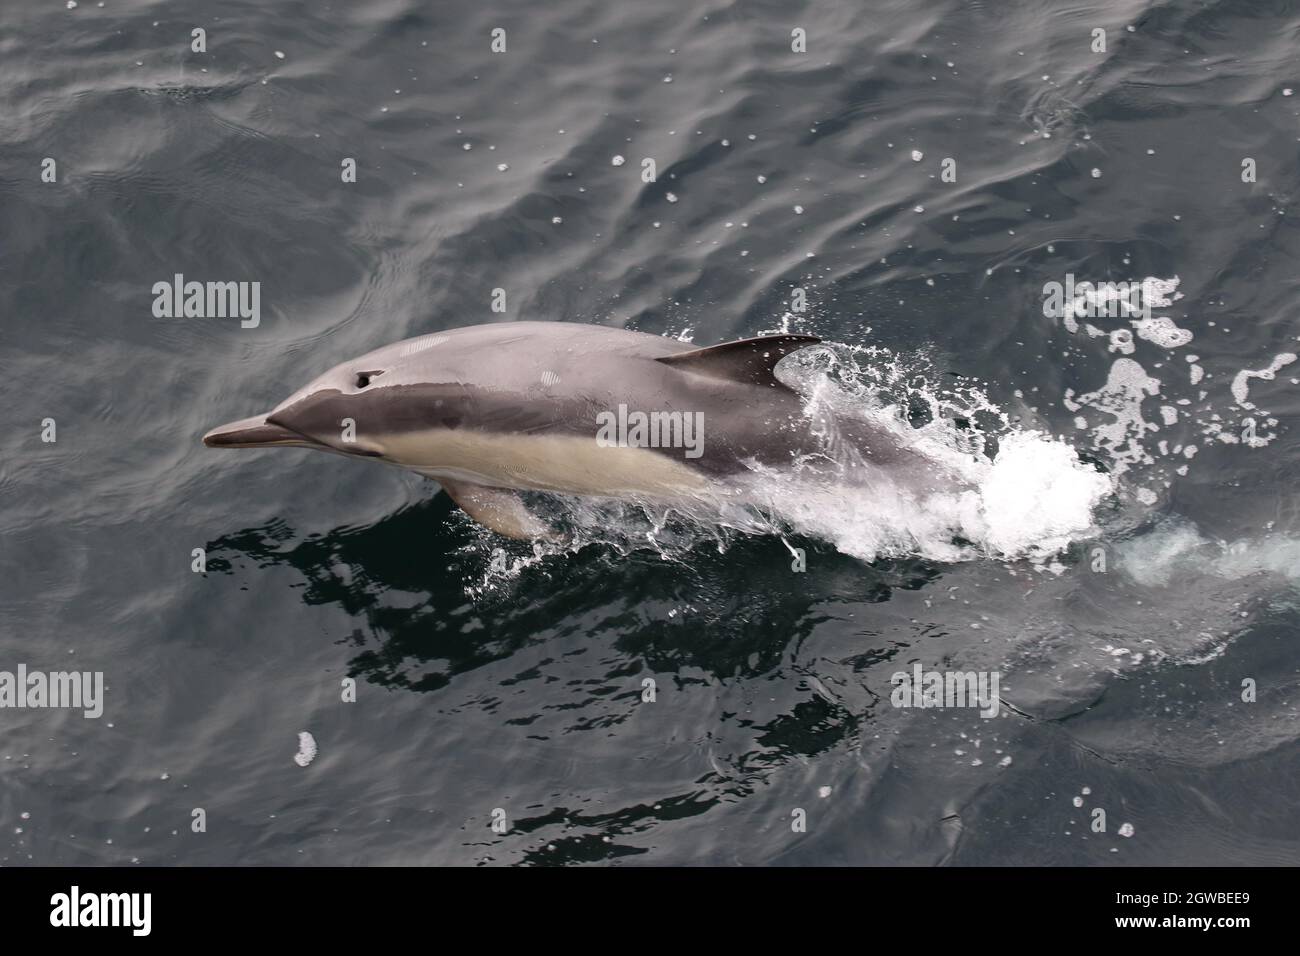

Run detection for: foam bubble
[[1134, 315, 1193, 349], [1231, 353, 1297, 409], [293, 732, 318, 767], [1065, 358, 1161, 474]]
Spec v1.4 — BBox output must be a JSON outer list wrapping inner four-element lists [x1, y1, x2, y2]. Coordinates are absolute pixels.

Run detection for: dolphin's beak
[[203, 413, 316, 449]]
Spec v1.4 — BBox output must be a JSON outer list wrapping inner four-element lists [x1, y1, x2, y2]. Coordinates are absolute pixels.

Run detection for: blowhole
[[355, 370, 384, 389]]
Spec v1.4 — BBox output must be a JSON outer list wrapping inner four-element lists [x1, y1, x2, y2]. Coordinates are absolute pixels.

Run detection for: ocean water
[[2, 0, 1299, 866]]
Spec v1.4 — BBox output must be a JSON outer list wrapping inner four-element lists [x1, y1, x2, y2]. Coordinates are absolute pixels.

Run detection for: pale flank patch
[[380, 428, 711, 497]]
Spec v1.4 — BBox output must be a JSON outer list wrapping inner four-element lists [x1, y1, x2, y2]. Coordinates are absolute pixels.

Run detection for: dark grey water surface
[[3, 0, 1300, 865]]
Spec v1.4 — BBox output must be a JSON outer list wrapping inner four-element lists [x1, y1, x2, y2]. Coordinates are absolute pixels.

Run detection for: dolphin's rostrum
[[203, 321, 910, 539]]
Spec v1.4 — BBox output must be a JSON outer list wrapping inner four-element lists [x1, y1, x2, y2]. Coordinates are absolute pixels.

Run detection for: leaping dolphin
[[203, 321, 921, 538]]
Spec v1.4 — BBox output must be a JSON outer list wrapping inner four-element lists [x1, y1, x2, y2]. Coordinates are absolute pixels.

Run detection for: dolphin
[[203, 321, 923, 539]]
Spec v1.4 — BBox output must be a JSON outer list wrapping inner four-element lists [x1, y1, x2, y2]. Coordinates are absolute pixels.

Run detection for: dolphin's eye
[[355, 370, 384, 389]]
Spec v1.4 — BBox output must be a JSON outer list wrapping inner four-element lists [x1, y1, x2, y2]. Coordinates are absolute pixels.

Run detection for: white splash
[[974, 432, 1113, 557]]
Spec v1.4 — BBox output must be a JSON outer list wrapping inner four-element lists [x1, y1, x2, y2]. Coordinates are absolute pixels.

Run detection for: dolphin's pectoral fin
[[440, 480, 555, 541], [654, 333, 822, 390]]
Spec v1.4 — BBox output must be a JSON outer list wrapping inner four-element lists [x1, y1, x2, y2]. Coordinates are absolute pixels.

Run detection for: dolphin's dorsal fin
[[654, 334, 822, 388]]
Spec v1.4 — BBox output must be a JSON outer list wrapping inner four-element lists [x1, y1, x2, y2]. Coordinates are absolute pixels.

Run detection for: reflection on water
[[208, 495, 941, 693], [199, 495, 956, 864]]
